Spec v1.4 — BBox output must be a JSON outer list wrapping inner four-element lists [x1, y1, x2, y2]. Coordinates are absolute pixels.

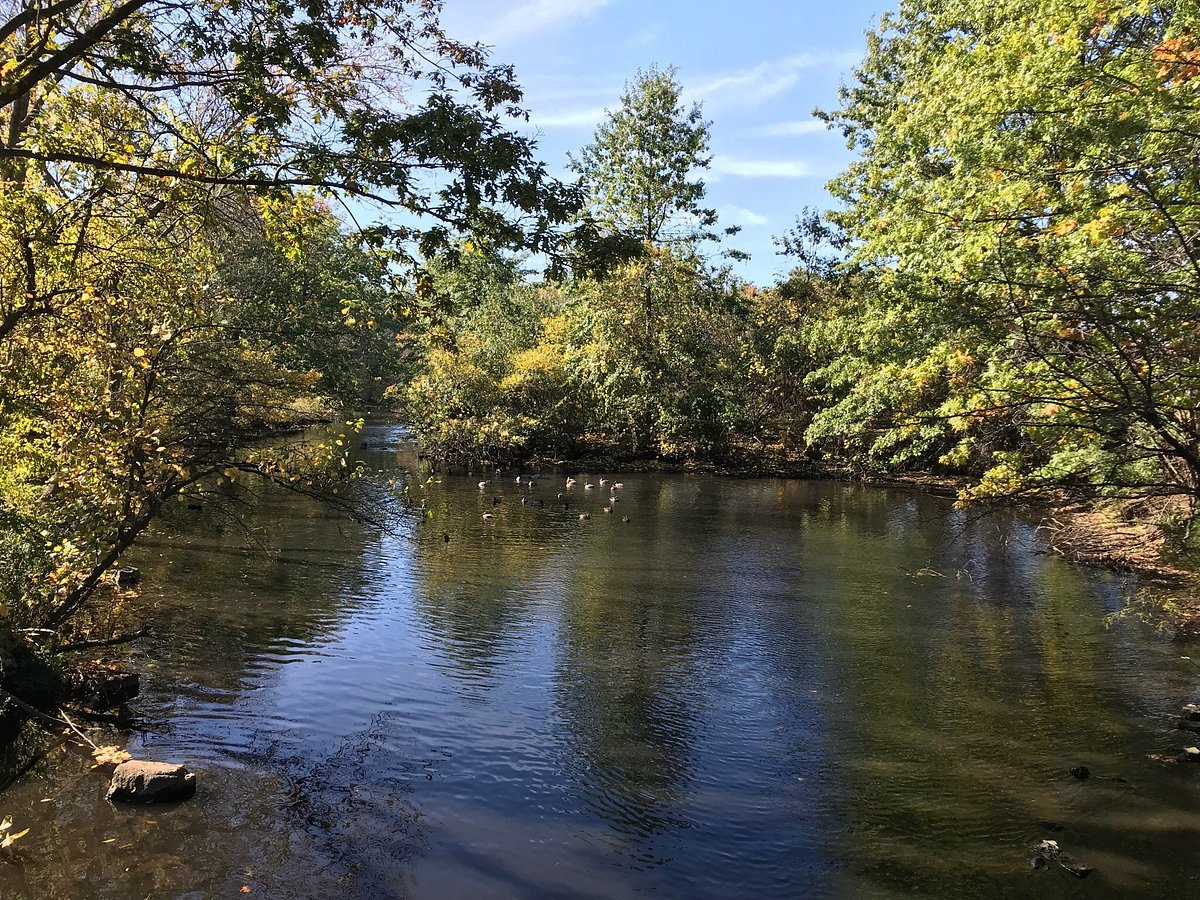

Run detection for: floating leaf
[[91, 745, 132, 768]]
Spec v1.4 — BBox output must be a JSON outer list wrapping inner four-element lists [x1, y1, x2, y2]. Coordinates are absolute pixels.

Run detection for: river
[[1, 423, 1199, 898]]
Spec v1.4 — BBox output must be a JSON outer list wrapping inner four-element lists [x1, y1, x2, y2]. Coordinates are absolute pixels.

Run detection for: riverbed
[[1, 423, 1199, 897]]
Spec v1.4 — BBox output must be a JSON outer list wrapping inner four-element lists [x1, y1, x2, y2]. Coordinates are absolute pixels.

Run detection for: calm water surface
[[2, 424, 1200, 898]]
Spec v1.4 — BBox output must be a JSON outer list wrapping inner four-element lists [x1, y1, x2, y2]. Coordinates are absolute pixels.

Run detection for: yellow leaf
[[91, 745, 132, 767]]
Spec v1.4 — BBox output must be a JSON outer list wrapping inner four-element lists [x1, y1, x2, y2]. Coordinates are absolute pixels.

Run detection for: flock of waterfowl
[[474, 473, 630, 524]]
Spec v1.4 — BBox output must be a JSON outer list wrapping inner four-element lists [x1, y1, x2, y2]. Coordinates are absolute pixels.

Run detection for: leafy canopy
[[814, 0, 1200, 527]]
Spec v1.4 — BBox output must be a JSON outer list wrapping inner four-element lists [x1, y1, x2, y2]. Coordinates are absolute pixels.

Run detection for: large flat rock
[[107, 760, 196, 804]]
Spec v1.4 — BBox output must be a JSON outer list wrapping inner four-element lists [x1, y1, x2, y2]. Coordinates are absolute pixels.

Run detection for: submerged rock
[[107, 760, 196, 804]]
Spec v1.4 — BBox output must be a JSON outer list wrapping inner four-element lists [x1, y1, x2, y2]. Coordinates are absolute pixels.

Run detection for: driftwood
[[56, 628, 151, 653], [0, 688, 109, 752]]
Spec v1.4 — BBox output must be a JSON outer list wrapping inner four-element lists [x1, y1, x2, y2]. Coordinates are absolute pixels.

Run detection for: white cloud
[[626, 25, 659, 49], [478, 0, 612, 45], [529, 106, 607, 129], [719, 205, 769, 227], [754, 119, 829, 137], [711, 156, 814, 179], [685, 51, 861, 108]]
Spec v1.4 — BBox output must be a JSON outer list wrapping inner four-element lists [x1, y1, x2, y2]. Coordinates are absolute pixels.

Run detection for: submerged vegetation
[[2, 0, 1200, 668]]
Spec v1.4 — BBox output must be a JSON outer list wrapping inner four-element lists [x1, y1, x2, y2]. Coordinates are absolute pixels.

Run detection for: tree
[[0, 0, 574, 261], [816, 0, 1200, 543], [402, 66, 759, 466], [569, 65, 719, 251], [563, 65, 745, 451], [0, 0, 580, 639], [0, 193, 398, 634]]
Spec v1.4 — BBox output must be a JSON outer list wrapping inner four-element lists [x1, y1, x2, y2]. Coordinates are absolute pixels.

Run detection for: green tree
[[816, 0, 1200, 542], [0, 0, 579, 640], [569, 65, 719, 251], [404, 66, 758, 467]]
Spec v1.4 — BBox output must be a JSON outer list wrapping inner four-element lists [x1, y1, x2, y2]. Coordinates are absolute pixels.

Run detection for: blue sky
[[438, 0, 894, 285]]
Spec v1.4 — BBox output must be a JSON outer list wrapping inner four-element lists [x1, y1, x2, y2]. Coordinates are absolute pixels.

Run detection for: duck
[[599, 477, 608, 486], [565, 477, 577, 488], [578, 513, 590, 521], [584, 482, 594, 490], [621, 515, 630, 523], [478, 480, 489, 490], [603, 506, 612, 514], [612, 482, 624, 489], [481, 511, 495, 520]]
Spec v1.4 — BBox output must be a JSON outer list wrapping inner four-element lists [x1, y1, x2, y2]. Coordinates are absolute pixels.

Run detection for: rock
[[1182, 703, 1200, 721], [1178, 747, 1200, 763], [107, 760, 196, 804], [116, 567, 141, 587]]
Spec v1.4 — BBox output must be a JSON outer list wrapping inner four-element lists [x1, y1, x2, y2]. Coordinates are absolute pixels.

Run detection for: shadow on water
[[1, 438, 1199, 897]]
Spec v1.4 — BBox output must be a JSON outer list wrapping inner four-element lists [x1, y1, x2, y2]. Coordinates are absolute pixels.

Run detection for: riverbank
[[1039, 502, 1200, 638]]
